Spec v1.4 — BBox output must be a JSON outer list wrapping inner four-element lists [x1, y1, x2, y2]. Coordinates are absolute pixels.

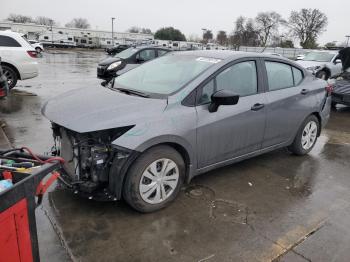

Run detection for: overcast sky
[[1, 0, 349, 45]]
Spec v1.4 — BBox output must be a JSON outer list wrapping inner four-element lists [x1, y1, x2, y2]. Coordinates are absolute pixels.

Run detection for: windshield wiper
[[115, 87, 150, 98]]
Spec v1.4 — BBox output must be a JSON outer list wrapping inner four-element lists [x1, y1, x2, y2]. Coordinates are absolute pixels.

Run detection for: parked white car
[[28, 40, 44, 53], [296, 50, 342, 80], [0, 31, 39, 89]]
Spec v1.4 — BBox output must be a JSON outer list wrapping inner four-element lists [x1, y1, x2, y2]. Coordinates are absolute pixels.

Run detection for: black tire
[[316, 70, 328, 80], [123, 145, 185, 213], [35, 47, 42, 53], [331, 102, 337, 109], [288, 115, 320, 156], [2, 65, 18, 89]]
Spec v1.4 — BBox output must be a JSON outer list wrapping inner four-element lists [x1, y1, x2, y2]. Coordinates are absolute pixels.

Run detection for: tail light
[[27, 51, 38, 58], [325, 84, 334, 95]]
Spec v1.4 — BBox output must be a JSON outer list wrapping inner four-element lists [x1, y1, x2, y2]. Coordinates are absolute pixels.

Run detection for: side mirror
[[335, 59, 342, 64], [208, 90, 239, 113]]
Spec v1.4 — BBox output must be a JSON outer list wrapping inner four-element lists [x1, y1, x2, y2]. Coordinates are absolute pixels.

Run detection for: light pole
[[111, 17, 116, 47], [346, 35, 350, 47]]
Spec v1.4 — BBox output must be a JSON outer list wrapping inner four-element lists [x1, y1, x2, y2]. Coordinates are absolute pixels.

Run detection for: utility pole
[[111, 17, 116, 47], [49, 19, 54, 46], [346, 35, 350, 47]]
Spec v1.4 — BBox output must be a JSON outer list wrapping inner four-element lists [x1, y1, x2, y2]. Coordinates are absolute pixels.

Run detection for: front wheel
[[288, 115, 320, 156], [123, 146, 185, 213]]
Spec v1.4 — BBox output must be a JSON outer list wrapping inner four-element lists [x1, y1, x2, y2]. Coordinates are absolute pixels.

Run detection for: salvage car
[[330, 47, 350, 107], [97, 46, 170, 80], [43, 51, 332, 213], [105, 44, 130, 56], [296, 50, 342, 80]]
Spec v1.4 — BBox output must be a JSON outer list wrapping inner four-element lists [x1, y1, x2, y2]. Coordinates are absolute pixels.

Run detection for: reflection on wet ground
[[1, 50, 350, 262]]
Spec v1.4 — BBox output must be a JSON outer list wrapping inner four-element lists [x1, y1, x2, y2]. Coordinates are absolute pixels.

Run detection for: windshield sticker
[[196, 57, 221, 64]]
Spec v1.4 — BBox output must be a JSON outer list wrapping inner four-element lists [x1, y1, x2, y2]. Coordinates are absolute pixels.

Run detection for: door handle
[[251, 103, 265, 111], [300, 89, 309, 95]]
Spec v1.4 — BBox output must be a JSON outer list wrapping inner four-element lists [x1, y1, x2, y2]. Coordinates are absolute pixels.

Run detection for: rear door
[[196, 59, 267, 168], [261, 60, 316, 148]]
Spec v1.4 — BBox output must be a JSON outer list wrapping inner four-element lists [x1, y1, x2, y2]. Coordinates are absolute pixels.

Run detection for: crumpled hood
[[42, 86, 167, 133], [296, 60, 325, 69]]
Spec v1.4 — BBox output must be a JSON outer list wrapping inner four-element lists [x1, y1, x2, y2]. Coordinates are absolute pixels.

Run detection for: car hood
[[99, 57, 123, 66], [296, 60, 326, 69], [42, 86, 167, 133]]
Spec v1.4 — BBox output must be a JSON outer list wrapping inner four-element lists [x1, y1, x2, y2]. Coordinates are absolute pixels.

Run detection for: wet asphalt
[[1, 50, 350, 262]]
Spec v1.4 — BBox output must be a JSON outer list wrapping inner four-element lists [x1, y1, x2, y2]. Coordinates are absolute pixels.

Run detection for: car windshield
[[114, 54, 220, 95], [115, 47, 139, 59], [303, 52, 335, 62]]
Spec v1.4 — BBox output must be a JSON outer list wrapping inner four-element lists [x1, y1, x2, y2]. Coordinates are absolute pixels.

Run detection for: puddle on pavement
[[209, 199, 248, 225], [185, 185, 215, 201]]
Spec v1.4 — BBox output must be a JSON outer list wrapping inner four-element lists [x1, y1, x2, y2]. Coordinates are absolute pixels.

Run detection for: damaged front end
[[51, 123, 138, 201]]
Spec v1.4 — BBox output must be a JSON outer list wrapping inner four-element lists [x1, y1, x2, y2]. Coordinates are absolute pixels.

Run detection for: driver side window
[[197, 61, 258, 105]]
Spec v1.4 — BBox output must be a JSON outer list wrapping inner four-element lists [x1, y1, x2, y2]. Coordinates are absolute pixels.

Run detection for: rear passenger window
[[158, 50, 168, 57], [216, 61, 258, 96], [0, 35, 21, 47], [292, 67, 303, 85], [265, 62, 294, 91]]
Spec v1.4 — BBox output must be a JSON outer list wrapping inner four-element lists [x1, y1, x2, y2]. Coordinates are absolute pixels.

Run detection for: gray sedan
[[42, 51, 332, 212]]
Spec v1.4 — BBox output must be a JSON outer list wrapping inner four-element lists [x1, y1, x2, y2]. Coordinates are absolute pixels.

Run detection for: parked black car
[[97, 46, 171, 80], [0, 58, 8, 98], [331, 47, 350, 108], [105, 44, 130, 56]]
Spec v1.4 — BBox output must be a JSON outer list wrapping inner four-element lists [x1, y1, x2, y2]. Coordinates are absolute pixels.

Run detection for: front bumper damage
[[52, 123, 139, 201]]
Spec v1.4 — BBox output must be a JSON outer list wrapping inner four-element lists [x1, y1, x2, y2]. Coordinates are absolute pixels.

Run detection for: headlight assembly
[[107, 61, 122, 71]]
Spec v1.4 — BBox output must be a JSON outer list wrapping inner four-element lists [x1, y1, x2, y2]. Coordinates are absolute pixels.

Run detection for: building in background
[[0, 21, 153, 48]]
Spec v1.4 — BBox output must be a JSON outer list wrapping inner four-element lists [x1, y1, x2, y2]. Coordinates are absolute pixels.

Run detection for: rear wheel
[[331, 102, 337, 109], [123, 145, 185, 213], [2, 65, 18, 89], [288, 115, 319, 155], [35, 47, 42, 53]]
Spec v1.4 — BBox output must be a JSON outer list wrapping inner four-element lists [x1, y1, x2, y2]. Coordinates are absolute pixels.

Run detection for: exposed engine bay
[[51, 123, 135, 200]]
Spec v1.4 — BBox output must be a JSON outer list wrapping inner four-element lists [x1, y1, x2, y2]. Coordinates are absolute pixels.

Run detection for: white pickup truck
[[0, 31, 39, 89]]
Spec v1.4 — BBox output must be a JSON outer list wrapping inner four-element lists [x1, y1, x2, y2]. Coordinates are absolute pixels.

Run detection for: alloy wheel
[[139, 158, 179, 204], [3, 69, 14, 87]]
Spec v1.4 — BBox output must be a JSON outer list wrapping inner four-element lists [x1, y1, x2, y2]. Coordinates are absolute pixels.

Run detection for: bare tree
[[65, 18, 90, 29], [288, 9, 328, 49], [203, 30, 213, 44], [7, 14, 33, 23], [255, 11, 285, 47], [35, 16, 57, 26], [128, 26, 140, 33], [141, 28, 152, 34], [216, 31, 228, 46], [230, 17, 260, 49]]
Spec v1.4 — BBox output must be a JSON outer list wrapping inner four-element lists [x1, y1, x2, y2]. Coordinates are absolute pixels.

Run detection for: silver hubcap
[[139, 158, 179, 204], [301, 121, 318, 150]]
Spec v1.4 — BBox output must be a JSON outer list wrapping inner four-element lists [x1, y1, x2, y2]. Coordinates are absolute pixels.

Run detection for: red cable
[[21, 147, 65, 164]]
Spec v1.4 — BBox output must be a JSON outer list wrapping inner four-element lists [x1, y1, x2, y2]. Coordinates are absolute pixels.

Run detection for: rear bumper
[[332, 92, 350, 106], [19, 62, 39, 80]]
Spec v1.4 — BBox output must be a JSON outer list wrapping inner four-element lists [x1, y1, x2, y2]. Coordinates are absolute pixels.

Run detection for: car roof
[[0, 30, 23, 37], [132, 45, 170, 51], [172, 50, 291, 61]]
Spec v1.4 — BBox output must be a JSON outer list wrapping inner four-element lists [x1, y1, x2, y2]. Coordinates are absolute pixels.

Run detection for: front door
[[196, 60, 267, 168]]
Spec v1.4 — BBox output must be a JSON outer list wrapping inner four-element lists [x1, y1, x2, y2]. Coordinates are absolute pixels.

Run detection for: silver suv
[[43, 51, 332, 212], [296, 50, 342, 80]]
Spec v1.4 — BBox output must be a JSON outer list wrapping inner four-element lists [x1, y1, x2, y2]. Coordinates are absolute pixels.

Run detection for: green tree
[[154, 27, 186, 41]]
